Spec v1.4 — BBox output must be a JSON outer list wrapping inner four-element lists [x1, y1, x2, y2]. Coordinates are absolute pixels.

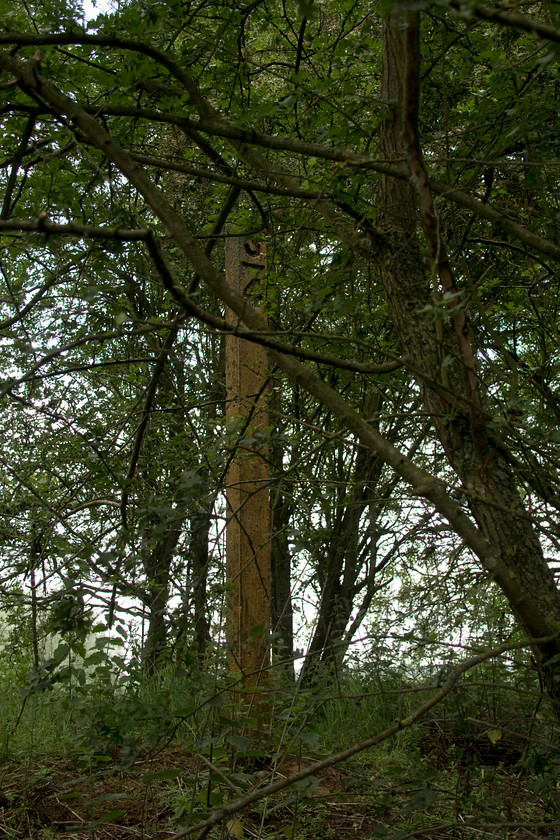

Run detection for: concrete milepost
[[225, 235, 271, 725]]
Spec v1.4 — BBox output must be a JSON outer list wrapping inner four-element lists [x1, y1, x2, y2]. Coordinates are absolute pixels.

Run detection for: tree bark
[[225, 236, 271, 721], [299, 443, 383, 685], [190, 504, 213, 665], [378, 9, 560, 709], [270, 488, 294, 670], [10, 42, 560, 710], [142, 520, 182, 674]]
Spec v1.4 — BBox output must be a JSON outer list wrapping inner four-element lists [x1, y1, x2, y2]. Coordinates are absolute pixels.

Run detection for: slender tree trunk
[[299, 444, 383, 685], [269, 364, 295, 676], [142, 521, 182, 673], [190, 504, 213, 665], [379, 9, 560, 709], [29, 525, 41, 670], [270, 490, 294, 669]]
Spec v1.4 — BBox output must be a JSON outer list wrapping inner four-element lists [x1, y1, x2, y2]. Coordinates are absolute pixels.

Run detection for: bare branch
[[170, 635, 559, 840]]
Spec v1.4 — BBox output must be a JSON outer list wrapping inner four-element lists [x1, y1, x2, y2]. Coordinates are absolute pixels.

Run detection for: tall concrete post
[[225, 236, 271, 721]]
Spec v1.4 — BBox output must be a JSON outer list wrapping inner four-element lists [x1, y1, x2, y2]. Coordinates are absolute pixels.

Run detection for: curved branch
[[145, 232, 402, 374], [120, 184, 242, 528], [84, 103, 560, 262], [173, 635, 559, 840], [0, 320, 177, 399], [3, 101, 558, 261], [128, 150, 321, 198], [1, 111, 35, 218], [0, 30, 208, 114], [0, 254, 86, 330], [446, 0, 560, 43], [4, 46, 560, 644], [0, 215, 401, 374], [119, 322, 180, 530], [0, 217, 151, 239]]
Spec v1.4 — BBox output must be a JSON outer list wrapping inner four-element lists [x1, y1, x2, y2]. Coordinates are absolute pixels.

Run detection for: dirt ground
[[0, 747, 390, 839], [2, 744, 559, 839]]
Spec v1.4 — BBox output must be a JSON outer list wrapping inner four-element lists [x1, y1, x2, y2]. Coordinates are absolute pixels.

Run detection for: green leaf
[[226, 819, 244, 839], [487, 729, 502, 745], [403, 786, 438, 812], [228, 734, 251, 750]]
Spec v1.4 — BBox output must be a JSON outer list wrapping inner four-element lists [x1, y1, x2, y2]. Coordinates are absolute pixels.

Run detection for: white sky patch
[[82, 0, 115, 22]]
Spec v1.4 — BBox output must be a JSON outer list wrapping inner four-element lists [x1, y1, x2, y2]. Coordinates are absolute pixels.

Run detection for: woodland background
[[0, 0, 560, 837]]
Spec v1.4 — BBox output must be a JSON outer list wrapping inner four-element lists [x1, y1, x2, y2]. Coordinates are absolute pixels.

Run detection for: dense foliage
[[1, 0, 560, 836]]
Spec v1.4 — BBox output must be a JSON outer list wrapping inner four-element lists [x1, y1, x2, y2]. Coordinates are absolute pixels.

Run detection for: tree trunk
[[142, 519, 182, 674], [299, 442, 383, 685], [270, 489, 294, 671], [379, 9, 560, 709], [225, 235, 272, 721], [190, 504, 213, 665]]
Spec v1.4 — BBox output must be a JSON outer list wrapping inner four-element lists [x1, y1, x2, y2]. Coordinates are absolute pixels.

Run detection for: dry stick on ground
[[167, 636, 559, 840]]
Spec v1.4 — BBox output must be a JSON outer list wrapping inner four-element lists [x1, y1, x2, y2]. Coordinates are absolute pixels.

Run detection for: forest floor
[[1, 739, 560, 840], [0, 745, 387, 840]]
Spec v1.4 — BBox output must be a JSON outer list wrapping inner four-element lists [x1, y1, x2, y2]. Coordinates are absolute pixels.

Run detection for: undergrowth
[[1, 647, 560, 839]]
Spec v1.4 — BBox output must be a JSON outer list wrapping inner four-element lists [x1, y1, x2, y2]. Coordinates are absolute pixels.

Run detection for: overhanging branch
[[1, 46, 555, 629]]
